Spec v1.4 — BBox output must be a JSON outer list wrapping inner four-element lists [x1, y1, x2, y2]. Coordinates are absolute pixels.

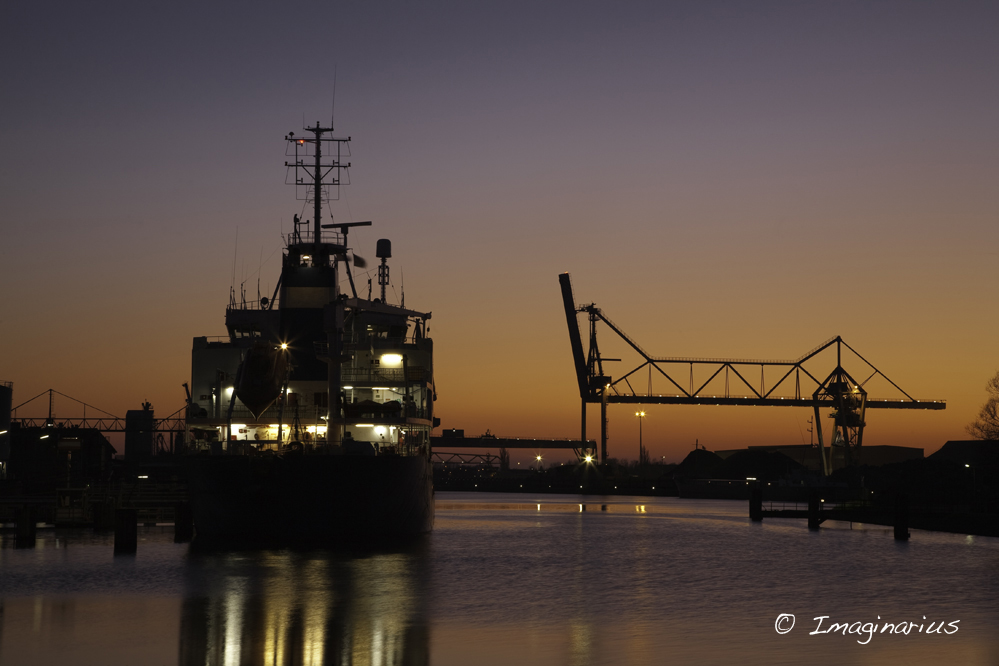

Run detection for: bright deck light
[[381, 353, 403, 365]]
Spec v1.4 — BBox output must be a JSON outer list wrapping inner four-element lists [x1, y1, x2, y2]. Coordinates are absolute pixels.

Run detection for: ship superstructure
[[184, 122, 435, 544]]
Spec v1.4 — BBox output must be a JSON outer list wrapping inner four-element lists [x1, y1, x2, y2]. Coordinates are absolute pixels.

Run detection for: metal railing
[[226, 299, 279, 311], [285, 229, 344, 247], [341, 368, 431, 383]]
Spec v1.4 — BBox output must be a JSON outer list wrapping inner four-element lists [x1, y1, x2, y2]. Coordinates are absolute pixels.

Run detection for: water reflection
[[179, 545, 429, 666], [2, 498, 998, 665]]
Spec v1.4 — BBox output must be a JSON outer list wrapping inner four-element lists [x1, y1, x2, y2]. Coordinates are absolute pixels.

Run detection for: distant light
[[746, 477, 757, 481], [965, 464, 971, 468], [0, 430, 6, 435], [343, 386, 353, 390], [584, 455, 593, 463], [536, 455, 542, 461], [302, 255, 312, 260], [138, 475, 149, 479], [40, 435, 49, 439], [280, 343, 288, 350], [354, 424, 374, 427]]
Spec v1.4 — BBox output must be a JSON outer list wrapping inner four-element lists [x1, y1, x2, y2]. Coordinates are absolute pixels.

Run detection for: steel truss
[[431, 452, 501, 466], [11, 389, 187, 434], [559, 273, 945, 474]]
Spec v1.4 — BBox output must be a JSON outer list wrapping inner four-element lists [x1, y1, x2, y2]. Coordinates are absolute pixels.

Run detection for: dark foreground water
[[1, 493, 997, 665]]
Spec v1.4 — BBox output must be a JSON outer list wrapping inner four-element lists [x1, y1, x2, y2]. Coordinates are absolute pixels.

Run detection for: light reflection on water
[[0, 493, 998, 665], [177, 549, 429, 666]]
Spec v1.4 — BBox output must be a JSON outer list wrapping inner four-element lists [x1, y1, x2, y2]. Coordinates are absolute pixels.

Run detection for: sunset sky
[[2, 1, 997, 463]]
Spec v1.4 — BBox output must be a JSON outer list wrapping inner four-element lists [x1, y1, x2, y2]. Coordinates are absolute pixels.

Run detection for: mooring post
[[174, 502, 194, 543], [114, 508, 138, 554], [807, 491, 822, 530], [15, 505, 36, 549], [749, 482, 763, 522], [894, 492, 910, 541]]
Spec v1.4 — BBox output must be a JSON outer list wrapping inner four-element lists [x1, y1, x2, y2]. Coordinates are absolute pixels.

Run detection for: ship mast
[[312, 123, 324, 257], [285, 123, 352, 268], [284, 121, 359, 449]]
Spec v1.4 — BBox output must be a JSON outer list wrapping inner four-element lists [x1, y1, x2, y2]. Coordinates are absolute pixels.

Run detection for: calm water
[[1, 492, 997, 665]]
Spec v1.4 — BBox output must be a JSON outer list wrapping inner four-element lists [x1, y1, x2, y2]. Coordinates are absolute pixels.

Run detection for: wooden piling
[[749, 483, 763, 522], [807, 492, 822, 530], [894, 492, 910, 541], [114, 508, 137, 554], [15, 505, 36, 549]]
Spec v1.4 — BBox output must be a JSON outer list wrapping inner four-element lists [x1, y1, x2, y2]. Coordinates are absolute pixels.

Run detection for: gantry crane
[[559, 273, 945, 474]]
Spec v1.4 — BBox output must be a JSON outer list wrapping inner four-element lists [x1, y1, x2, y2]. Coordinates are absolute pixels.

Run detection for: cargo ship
[[184, 121, 436, 545]]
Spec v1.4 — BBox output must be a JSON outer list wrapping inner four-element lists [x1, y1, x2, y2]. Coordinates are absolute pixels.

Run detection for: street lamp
[[636, 411, 646, 463]]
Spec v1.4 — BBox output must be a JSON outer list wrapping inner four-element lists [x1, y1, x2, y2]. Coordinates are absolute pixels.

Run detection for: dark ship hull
[[186, 454, 434, 546]]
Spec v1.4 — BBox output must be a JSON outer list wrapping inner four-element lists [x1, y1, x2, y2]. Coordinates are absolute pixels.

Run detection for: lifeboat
[[234, 342, 288, 418]]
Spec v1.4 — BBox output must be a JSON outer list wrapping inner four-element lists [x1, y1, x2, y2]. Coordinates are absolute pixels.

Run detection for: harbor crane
[[559, 273, 945, 475]]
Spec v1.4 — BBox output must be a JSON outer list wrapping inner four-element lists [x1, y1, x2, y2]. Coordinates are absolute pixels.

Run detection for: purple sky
[[2, 1, 998, 461]]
